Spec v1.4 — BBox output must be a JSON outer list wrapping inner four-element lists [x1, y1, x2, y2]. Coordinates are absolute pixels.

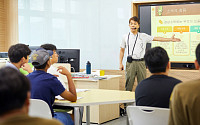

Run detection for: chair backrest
[[29, 99, 52, 119], [0, 61, 6, 68], [127, 106, 170, 125]]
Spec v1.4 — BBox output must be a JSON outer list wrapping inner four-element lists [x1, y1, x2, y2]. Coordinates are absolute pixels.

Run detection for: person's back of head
[[195, 43, 200, 66], [30, 48, 53, 70], [40, 44, 58, 64], [40, 44, 57, 51], [144, 47, 169, 73], [0, 67, 30, 117], [8, 43, 31, 63]]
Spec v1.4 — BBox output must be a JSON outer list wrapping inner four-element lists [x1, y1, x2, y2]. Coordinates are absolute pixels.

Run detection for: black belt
[[132, 58, 144, 61]]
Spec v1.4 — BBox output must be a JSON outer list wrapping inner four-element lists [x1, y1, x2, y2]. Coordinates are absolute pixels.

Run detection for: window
[[18, 0, 132, 69]]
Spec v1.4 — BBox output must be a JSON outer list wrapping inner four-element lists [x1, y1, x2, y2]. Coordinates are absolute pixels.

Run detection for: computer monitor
[[56, 49, 80, 72], [0, 52, 8, 58]]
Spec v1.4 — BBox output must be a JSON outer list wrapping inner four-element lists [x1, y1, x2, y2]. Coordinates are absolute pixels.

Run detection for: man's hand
[[21, 63, 33, 73], [119, 64, 124, 71], [57, 66, 70, 76], [171, 34, 181, 42]]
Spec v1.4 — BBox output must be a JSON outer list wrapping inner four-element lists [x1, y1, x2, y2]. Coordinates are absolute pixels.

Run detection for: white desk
[[72, 75, 121, 123], [54, 89, 135, 125], [72, 75, 121, 90]]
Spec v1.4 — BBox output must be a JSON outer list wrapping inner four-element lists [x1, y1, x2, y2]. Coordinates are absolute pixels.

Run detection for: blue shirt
[[27, 70, 65, 116]]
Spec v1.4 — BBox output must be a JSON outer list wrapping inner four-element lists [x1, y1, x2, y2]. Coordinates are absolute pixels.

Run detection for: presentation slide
[[151, 4, 200, 62]]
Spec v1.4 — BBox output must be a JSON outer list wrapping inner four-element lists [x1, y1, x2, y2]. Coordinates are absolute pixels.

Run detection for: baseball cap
[[30, 48, 53, 66]]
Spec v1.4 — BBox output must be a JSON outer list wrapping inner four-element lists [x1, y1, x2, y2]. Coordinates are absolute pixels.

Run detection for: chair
[[127, 106, 170, 125], [29, 99, 52, 119], [0, 61, 6, 68]]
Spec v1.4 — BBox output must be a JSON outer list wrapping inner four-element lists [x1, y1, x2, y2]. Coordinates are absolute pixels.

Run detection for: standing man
[[119, 16, 181, 92]]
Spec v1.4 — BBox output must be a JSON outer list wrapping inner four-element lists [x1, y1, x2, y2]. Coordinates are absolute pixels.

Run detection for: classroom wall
[[18, 0, 132, 70]]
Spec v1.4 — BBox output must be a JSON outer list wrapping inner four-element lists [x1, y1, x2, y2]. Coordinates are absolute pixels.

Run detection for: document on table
[[56, 96, 83, 100], [76, 89, 89, 93], [55, 89, 89, 100]]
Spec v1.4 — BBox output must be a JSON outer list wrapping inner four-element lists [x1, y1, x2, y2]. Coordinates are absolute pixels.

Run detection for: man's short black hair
[[8, 43, 31, 63], [129, 16, 140, 24], [195, 43, 200, 65], [40, 44, 57, 51], [144, 47, 169, 73], [0, 67, 30, 116]]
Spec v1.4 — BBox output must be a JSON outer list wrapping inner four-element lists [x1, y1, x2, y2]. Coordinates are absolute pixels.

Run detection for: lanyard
[[127, 32, 138, 56]]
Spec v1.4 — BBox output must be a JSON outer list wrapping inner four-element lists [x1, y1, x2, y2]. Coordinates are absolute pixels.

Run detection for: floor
[[82, 116, 128, 125]]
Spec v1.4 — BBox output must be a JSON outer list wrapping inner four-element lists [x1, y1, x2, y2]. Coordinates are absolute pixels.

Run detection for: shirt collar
[[130, 32, 139, 36], [6, 61, 19, 71], [150, 74, 168, 78]]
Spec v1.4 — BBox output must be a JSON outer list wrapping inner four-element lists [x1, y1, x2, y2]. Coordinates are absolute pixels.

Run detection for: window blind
[[0, 0, 5, 51]]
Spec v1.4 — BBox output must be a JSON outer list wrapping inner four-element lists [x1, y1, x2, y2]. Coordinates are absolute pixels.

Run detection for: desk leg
[[86, 106, 90, 125], [127, 116, 129, 125], [74, 107, 80, 125]]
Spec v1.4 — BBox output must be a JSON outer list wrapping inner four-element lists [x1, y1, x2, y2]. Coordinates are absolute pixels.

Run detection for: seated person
[[0, 67, 62, 125], [41, 43, 84, 124], [6, 43, 33, 73], [27, 48, 77, 125], [40, 43, 66, 88], [135, 47, 181, 108], [168, 43, 200, 125]]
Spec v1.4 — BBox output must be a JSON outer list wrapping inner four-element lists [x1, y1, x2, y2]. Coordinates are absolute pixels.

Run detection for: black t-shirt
[[135, 75, 181, 108]]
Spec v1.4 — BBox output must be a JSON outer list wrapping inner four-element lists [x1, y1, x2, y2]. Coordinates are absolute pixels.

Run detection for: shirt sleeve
[[51, 77, 65, 96], [143, 33, 154, 43], [120, 34, 127, 48]]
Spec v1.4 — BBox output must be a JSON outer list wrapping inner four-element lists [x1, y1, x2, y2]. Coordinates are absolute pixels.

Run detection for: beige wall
[[0, 0, 18, 52]]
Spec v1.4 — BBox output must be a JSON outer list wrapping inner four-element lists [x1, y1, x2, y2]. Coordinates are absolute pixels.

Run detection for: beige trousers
[[125, 61, 146, 91]]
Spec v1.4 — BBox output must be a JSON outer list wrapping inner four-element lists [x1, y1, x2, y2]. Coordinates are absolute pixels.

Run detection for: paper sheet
[[56, 95, 83, 100]]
